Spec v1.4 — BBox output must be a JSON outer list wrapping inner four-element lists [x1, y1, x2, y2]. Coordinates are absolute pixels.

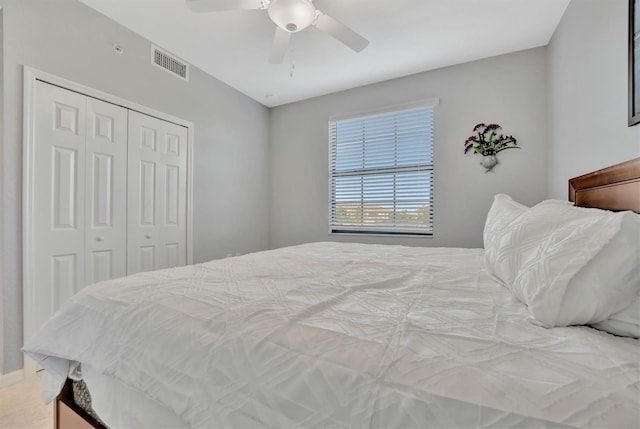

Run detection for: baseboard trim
[[0, 368, 25, 389]]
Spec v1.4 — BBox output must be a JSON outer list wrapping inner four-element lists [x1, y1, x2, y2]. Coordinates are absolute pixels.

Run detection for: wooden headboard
[[569, 157, 640, 214]]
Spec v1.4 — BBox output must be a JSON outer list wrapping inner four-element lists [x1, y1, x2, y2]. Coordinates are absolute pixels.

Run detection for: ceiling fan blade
[[313, 11, 369, 52], [269, 27, 291, 64], [186, 0, 266, 13]]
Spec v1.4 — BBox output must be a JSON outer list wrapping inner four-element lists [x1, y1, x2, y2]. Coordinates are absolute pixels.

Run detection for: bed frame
[[54, 157, 640, 429], [55, 380, 105, 429], [569, 157, 640, 213]]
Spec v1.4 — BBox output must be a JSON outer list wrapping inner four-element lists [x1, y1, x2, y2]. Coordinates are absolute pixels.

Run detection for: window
[[329, 101, 436, 236]]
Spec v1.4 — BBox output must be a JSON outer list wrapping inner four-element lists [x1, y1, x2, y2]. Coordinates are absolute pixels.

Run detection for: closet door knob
[[96, 236, 105, 242], [145, 234, 152, 239]]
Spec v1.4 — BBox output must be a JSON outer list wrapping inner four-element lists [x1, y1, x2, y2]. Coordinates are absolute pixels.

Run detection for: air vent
[[151, 45, 189, 82]]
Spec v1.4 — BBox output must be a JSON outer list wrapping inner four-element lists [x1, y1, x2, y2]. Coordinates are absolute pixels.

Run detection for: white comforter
[[24, 242, 640, 428]]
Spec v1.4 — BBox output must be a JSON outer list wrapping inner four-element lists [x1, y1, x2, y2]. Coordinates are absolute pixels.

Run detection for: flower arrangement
[[464, 123, 519, 172], [464, 123, 519, 156]]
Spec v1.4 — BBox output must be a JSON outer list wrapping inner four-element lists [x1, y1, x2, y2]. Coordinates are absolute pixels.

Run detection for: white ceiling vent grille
[[151, 45, 189, 82]]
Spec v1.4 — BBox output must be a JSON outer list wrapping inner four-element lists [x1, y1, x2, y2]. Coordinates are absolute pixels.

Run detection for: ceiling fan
[[186, 0, 370, 64]]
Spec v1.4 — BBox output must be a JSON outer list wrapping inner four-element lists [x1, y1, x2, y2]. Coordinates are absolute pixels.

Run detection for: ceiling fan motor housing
[[268, 0, 316, 32]]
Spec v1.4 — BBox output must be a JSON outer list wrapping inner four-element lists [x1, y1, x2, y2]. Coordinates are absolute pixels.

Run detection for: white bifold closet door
[[127, 111, 188, 274], [31, 82, 189, 333], [32, 81, 127, 330]]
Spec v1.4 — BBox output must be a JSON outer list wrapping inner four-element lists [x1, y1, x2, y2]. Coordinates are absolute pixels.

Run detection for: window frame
[[328, 98, 439, 238]]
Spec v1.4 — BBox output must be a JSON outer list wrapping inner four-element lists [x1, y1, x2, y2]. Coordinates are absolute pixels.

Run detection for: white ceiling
[[79, 0, 570, 107]]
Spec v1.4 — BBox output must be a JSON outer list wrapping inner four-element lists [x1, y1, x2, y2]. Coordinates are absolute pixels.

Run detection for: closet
[[28, 80, 189, 337]]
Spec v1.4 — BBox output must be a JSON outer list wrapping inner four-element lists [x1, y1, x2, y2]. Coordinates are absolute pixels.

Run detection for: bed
[[24, 158, 640, 429]]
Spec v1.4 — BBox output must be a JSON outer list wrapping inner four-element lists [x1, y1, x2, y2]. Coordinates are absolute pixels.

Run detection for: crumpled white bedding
[[24, 242, 640, 428], [82, 364, 188, 428]]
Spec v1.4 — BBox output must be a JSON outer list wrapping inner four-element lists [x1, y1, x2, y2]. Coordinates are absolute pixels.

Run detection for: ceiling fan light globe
[[268, 0, 316, 33]]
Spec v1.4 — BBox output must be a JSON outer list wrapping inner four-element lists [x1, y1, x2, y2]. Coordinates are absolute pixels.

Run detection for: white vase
[[480, 155, 498, 172]]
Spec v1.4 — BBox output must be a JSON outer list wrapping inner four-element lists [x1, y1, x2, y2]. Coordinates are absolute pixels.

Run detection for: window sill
[[328, 231, 433, 239]]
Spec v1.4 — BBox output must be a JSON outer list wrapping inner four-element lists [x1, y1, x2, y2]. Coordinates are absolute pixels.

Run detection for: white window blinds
[[329, 103, 435, 236]]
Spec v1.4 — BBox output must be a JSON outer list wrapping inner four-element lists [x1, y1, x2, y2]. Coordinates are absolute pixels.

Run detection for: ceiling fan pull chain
[[290, 45, 296, 77]]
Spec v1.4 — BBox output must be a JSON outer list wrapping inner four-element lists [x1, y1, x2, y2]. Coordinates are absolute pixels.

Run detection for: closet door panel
[[85, 97, 128, 285], [127, 111, 161, 274], [160, 122, 188, 269], [128, 111, 187, 274], [33, 81, 86, 330]]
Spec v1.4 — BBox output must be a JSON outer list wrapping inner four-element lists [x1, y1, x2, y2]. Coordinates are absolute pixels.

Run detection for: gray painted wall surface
[[269, 48, 549, 250], [547, 0, 640, 198], [0, 0, 270, 373], [0, 8, 5, 372]]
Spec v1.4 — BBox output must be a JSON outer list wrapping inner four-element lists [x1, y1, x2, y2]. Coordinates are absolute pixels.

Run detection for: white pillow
[[557, 211, 640, 327], [483, 194, 528, 286], [592, 296, 640, 338], [590, 213, 640, 337], [492, 200, 640, 327]]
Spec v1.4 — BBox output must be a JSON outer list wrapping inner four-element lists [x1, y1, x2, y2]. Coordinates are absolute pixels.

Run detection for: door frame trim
[[22, 66, 194, 376]]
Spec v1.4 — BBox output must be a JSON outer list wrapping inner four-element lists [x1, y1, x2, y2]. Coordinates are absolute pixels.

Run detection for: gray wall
[[0, 0, 270, 373], [547, 0, 640, 198], [269, 48, 549, 250], [0, 8, 5, 373]]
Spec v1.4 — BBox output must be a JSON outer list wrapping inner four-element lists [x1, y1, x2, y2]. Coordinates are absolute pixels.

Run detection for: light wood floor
[[0, 374, 53, 429]]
